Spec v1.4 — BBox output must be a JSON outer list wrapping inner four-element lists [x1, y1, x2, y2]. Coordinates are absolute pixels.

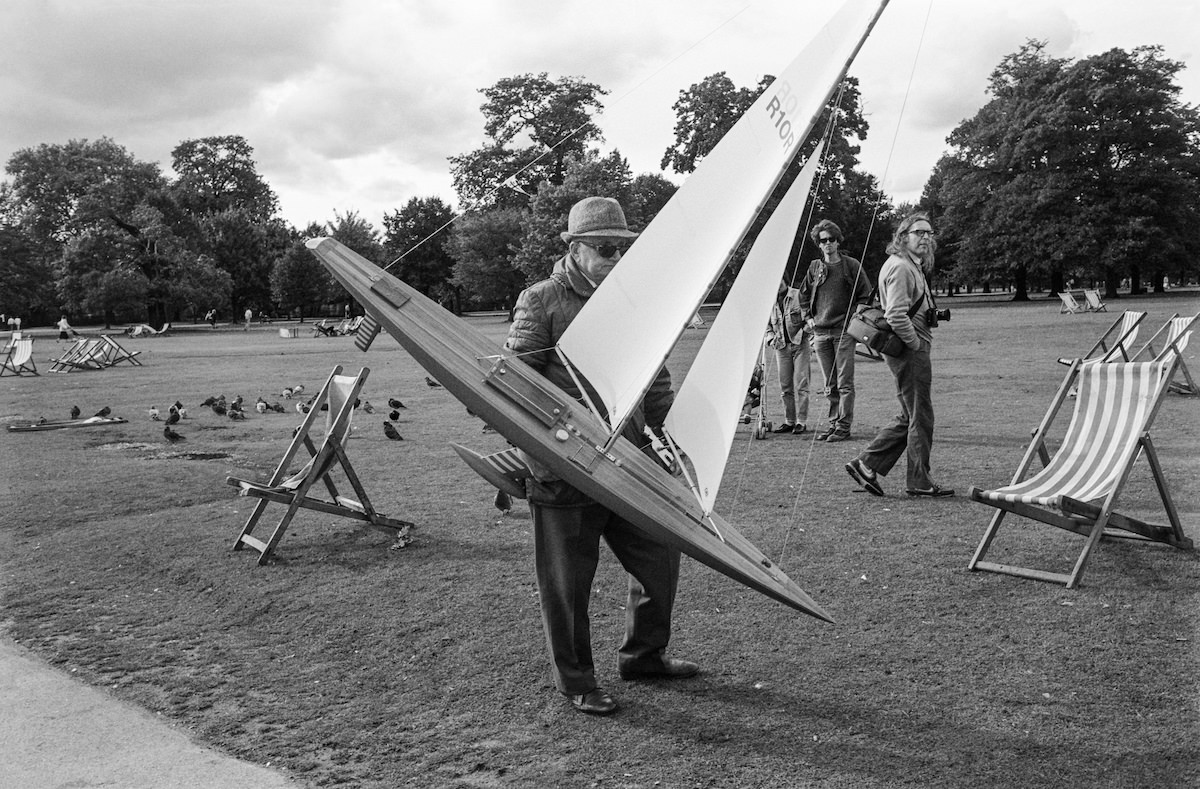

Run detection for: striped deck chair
[[227, 365, 413, 564], [1083, 289, 1107, 312], [968, 357, 1191, 587], [1058, 291, 1085, 314], [48, 337, 107, 372], [0, 337, 38, 376], [1057, 309, 1146, 367], [1131, 313, 1199, 395], [96, 335, 143, 367]]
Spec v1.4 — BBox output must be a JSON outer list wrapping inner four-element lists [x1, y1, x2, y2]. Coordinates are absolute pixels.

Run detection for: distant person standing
[[205, 309, 217, 328], [767, 278, 810, 434], [243, 308, 253, 331], [799, 219, 871, 442], [845, 211, 953, 498]]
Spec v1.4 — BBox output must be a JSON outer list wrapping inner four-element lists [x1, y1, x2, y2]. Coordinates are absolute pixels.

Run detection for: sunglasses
[[818, 236, 837, 243], [578, 240, 627, 259]]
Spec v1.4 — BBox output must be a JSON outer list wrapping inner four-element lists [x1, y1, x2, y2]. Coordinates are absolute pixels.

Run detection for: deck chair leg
[[1066, 514, 1113, 589], [232, 498, 273, 551], [1141, 438, 1188, 544], [968, 507, 1007, 570]]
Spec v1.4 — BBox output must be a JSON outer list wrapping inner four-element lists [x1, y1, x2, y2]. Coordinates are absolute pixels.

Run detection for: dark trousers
[[859, 342, 935, 490], [530, 500, 680, 695]]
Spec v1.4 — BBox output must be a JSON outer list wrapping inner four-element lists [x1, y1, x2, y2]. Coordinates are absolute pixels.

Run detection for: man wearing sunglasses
[[504, 196, 698, 717], [799, 219, 871, 442]]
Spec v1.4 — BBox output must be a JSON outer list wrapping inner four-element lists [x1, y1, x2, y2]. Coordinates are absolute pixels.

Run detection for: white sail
[[556, 0, 888, 433], [664, 143, 825, 515]]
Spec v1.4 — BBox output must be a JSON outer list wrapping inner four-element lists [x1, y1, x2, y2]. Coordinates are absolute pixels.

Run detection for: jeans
[[812, 329, 858, 431], [774, 340, 810, 425], [858, 342, 935, 490]]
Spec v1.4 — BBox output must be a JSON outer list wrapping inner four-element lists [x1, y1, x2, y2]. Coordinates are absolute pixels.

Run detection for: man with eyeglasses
[[799, 219, 871, 442], [504, 196, 698, 717], [845, 211, 954, 498]]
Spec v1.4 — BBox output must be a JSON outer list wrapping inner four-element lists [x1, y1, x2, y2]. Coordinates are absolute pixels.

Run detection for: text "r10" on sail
[[764, 80, 801, 150]]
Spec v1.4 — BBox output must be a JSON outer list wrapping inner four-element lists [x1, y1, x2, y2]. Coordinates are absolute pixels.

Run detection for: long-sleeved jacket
[[767, 287, 805, 349], [877, 252, 932, 350], [505, 254, 673, 488]]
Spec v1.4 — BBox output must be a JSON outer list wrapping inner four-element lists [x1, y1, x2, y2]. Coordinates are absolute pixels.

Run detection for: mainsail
[[556, 0, 889, 435], [664, 141, 826, 514]]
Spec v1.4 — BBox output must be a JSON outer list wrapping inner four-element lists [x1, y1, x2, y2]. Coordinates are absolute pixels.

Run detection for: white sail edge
[[556, 0, 890, 436], [664, 141, 826, 515]]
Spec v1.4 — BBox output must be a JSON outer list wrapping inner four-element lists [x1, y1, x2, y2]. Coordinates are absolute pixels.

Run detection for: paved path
[[0, 639, 297, 788]]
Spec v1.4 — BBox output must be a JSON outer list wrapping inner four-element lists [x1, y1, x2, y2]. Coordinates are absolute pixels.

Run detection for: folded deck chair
[[227, 365, 413, 564], [1056, 309, 1146, 367], [0, 337, 38, 376], [1083, 289, 1107, 312], [1132, 313, 1199, 395], [47, 337, 108, 373], [1058, 291, 1085, 314], [968, 356, 1192, 588], [96, 335, 143, 366]]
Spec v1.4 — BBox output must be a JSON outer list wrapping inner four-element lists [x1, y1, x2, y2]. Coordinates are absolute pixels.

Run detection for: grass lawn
[[2, 291, 1199, 788]]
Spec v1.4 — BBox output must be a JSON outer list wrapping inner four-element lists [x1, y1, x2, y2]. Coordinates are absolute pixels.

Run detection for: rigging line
[[838, 0, 935, 335], [383, 4, 757, 272]]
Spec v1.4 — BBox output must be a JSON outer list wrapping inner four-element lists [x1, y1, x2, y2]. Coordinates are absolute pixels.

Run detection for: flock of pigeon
[[64, 376, 447, 445]]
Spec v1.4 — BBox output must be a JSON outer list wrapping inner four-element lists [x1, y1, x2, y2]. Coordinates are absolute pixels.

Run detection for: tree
[[271, 223, 330, 320], [936, 41, 1200, 299], [450, 73, 608, 208], [662, 73, 887, 295], [0, 219, 56, 319], [382, 197, 457, 300], [447, 208, 527, 312], [170, 136, 279, 222], [325, 211, 383, 308]]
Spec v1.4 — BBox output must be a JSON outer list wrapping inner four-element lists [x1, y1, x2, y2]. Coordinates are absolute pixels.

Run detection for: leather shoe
[[823, 429, 851, 442], [619, 657, 700, 681], [772, 422, 795, 434], [569, 688, 619, 715]]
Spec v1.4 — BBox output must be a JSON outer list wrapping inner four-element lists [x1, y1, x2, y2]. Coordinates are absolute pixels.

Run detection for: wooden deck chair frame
[[1083, 289, 1107, 312], [968, 356, 1192, 588], [1058, 291, 1085, 314], [1131, 313, 1199, 396], [48, 337, 108, 372], [96, 334, 143, 366], [1057, 309, 1146, 367], [0, 337, 38, 376], [227, 365, 413, 564]]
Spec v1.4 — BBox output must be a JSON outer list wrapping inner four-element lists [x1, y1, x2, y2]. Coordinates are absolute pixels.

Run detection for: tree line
[[2, 42, 1198, 327]]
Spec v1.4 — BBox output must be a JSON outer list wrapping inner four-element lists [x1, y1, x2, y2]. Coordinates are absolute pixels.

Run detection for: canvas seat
[[48, 338, 107, 372], [1058, 291, 1085, 314], [0, 337, 38, 376], [227, 365, 413, 564], [1083, 289, 1107, 311], [968, 356, 1191, 587], [1131, 313, 1199, 395], [96, 335, 143, 366], [1056, 309, 1146, 367]]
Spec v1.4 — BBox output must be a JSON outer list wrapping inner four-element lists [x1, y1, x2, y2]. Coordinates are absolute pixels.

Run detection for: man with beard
[[845, 212, 953, 498]]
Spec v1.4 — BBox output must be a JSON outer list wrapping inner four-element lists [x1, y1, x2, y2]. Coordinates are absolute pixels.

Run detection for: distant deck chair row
[[1, 337, 38, 376], [126, 322, 170, 338], [48, 335, 142, 373], [969, 315, 1197, 588], [1058, 289, 1107, 314]]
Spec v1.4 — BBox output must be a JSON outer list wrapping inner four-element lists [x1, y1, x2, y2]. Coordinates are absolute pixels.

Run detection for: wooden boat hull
[[308, 238, 832, 622], [7, 416, 128, 432]]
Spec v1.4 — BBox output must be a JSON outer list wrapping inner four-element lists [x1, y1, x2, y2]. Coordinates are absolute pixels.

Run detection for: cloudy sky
[[2, 0, 1197, 232]]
